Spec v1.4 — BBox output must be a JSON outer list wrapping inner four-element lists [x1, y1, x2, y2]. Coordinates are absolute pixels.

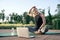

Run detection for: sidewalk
[[0, 29, 60, 40]]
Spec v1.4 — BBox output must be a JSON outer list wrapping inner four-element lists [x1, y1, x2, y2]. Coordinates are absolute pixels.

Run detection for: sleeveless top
[[34, 13, 43, 31]]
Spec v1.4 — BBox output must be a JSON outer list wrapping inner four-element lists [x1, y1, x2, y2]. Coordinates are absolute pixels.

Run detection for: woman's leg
[[42, 25, 49, 34], [28, 27, 36, 33]]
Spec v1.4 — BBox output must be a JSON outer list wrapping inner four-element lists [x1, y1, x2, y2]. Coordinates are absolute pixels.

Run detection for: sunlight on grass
[[0, 24, 35, 27]]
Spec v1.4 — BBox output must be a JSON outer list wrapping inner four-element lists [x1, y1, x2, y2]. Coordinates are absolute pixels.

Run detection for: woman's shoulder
[[38, 13, 45, 18], [39, 13, 44, 16]]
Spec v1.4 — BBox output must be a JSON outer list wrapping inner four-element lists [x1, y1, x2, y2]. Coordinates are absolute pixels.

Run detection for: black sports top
[[34, 13, 43, 31]]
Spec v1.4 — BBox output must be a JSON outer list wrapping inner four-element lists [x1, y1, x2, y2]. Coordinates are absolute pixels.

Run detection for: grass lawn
[[0, 24, 35, 26], [0, 24, 35, 29]]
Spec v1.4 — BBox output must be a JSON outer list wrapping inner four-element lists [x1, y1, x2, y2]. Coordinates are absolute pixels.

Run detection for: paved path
[[0, 29, 60, 40]]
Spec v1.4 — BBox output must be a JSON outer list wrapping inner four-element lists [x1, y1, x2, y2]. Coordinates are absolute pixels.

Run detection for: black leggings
[[28, 26, 49, 33], [28, 27, 37, 33]]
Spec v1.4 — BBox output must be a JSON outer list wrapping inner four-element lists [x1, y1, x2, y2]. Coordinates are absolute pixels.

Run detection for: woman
[[28, 6, 48, 34]]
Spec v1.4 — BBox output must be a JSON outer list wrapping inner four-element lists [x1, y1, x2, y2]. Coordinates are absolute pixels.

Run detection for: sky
[[0, 0, 60, 16]]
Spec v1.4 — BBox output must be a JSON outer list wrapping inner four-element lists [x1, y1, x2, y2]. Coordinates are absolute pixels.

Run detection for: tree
[[9, 13, 16, 23], [38, 9, 45, 14], [52, 4, 60, 29], [23, 12, 27, 17], [48, 7, 52, 25], [1, 9, 5, 21], [19, 15, 23, 23], [42, 9, 45, 14], [23, 12, 34, 24], [23, 12, 27, 24], [25, 15, 31, 24]]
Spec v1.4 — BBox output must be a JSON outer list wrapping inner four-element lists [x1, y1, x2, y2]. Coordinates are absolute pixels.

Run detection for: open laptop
[[16, 27, 35, 38]]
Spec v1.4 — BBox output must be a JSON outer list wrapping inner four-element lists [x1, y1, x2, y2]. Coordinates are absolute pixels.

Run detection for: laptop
[[16, 27, 35, 38]]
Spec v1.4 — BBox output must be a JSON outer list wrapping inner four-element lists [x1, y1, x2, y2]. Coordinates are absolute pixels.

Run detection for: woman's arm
[[34, 14, 46, 34], [29, 6, 36, 14], [38, 13, 46, 32]]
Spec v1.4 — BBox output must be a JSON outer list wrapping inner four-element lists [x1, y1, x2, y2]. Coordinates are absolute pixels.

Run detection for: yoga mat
[[0, 32, 35, 38], [0, 32, 17, 37], [45, 32, 60, 35], [0, 32, 60, 37]]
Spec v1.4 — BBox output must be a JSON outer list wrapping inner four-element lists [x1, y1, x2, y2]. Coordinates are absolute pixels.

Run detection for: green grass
[[0, 24, 35, 29], [0, 24, 35, 26]]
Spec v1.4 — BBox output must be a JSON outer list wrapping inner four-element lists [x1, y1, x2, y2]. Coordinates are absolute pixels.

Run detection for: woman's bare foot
[[34, 31, 42, 35]]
